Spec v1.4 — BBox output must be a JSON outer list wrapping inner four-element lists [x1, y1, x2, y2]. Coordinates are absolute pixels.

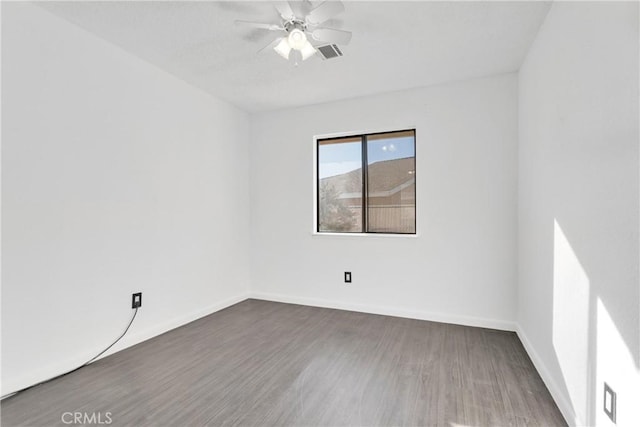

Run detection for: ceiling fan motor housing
[[284, 19, 307, 34]]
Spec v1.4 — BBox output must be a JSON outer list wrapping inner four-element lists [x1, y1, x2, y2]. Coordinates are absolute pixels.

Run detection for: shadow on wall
[[550, 216, 639, 426], [517, 2, 639, 425]]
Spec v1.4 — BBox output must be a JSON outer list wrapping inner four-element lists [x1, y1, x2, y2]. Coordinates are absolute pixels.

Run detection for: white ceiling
[[39, 1, 551, 113]]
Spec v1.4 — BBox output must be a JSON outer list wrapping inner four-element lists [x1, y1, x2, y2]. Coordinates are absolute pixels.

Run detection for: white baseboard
[[114, 292, 249, 357], [515, 324, 580, 426], [249, 292, 516, 331], [1, 292, 250, 398], [4, 290, 574, 427], [252, 293, 576, 425]]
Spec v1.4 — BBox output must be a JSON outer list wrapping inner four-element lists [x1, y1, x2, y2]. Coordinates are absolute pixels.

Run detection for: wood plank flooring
[[1, 299, 566, 426]]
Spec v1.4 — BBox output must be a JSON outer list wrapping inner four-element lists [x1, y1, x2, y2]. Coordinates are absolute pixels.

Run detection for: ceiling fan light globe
[[274, 38, 291, 59], [288, 29, 307, 50], [300, 41, 317, 60]]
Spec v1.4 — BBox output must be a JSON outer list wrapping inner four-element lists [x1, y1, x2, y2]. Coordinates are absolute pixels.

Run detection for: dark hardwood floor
[[1, 299, 566, 426]]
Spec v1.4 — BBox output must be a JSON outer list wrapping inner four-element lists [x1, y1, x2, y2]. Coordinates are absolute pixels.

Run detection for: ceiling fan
[[235, 1, 352, 62]]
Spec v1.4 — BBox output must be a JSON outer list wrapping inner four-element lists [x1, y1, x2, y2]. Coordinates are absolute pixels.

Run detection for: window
[[316, 129, 416, 234]]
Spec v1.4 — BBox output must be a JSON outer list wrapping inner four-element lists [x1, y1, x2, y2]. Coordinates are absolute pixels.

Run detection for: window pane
[[318, 137, 362, 232], [366, 131, 416, 233]]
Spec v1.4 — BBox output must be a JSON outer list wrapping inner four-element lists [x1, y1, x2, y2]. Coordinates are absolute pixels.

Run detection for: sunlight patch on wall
[[552, 219, 590, 423], [595, 298, 640, 426]]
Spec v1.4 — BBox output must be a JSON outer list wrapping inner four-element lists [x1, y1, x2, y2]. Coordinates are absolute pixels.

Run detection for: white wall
[[5, 2, 637, 422], [1, 3, 250, 395], [250, 74, 518, 330], [517, 2, 639, 426]]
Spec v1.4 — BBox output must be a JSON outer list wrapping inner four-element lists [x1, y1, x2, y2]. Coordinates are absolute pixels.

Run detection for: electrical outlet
[[132, 292, 142, 309], [604, 382, 616, 423], [344, 272, 351, 283]]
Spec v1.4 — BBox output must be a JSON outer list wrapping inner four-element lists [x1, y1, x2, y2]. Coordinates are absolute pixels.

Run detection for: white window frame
[[312, 127, 419, 237]]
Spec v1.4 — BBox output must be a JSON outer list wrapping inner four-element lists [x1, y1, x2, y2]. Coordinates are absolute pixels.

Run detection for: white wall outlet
[[604, 382, 616, 424]]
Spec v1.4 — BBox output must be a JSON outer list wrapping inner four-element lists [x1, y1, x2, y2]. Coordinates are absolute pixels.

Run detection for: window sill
[[312, 232, 419, 238]]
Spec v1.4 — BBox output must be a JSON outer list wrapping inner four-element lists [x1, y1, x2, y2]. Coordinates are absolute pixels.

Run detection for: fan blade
[[289, 0, 310, 18], [311, 27, 352, 45], [274, 2, 295, 20], [235, 20, 283, 31], [257, 37, 284, 54], [306, 1, 345, 25]]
